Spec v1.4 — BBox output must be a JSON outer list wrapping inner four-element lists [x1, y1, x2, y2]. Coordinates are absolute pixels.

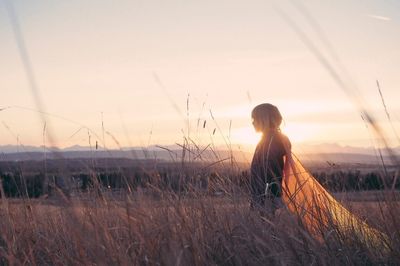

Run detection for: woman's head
[[251, 103, 282, 133]]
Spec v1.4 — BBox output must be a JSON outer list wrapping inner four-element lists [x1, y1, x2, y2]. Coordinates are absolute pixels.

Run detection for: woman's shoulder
[[276, 132, 291, 151], [258, 131, 291, 148]]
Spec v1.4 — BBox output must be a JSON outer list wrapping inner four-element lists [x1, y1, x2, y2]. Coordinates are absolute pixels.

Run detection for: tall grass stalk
[[1, 181, 399, 265]]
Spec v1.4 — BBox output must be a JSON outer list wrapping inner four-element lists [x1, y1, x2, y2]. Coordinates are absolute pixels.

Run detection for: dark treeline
[[312, 169, 399, 192], [0, 160, 398, 198], [0, 161, 229, 198]]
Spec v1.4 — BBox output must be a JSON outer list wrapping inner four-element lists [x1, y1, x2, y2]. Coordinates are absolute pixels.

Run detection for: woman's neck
[[262, 128, 278, 137]]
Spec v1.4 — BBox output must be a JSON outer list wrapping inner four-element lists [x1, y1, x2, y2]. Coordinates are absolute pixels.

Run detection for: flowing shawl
[[281, 150, 389, 251]]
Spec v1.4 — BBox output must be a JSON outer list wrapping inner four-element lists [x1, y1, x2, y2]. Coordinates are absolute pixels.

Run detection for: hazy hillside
[[0, 143, 398, 165]]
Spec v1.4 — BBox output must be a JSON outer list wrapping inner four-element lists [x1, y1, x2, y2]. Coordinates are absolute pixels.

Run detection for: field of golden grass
[[1, 189, 399, 265]]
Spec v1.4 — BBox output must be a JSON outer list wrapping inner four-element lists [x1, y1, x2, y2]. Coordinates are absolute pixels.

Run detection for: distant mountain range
[[293, 142, 400, 156], [0, 143, 398, 164], [294, 143, 400, 165]]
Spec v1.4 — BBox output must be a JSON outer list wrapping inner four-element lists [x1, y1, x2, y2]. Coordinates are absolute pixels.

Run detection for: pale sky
[[1, 0, 399, 152]]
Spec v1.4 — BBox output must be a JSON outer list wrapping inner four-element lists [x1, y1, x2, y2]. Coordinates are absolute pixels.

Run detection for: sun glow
[[232, 123, 319, 147], [231, 127, 262, 146], [281, 123, 319, 144]]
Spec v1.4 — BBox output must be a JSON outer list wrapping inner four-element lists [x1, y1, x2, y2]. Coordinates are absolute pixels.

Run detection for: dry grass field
[[1, 188, 399, 266], [1, 1, 399, 265]]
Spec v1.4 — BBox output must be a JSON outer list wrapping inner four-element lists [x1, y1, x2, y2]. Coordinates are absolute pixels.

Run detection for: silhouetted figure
[[250, 103, 291, 215]]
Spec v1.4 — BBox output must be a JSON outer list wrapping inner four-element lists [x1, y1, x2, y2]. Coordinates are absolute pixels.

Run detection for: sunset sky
[[1, 0, 399, 152]]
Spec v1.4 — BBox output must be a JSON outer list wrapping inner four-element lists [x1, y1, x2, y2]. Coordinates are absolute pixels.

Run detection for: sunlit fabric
[[282, 155, 389, 250]]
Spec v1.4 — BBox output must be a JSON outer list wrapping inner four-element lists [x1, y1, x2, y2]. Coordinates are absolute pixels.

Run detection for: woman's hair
[[252, 103, 282, 131]]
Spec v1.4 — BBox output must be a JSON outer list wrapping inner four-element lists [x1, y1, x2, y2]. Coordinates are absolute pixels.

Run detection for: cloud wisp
[[366, 14, 391, 21]]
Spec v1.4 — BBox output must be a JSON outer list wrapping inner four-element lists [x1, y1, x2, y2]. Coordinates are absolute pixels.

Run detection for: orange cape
[[282, 154, 389, 251]]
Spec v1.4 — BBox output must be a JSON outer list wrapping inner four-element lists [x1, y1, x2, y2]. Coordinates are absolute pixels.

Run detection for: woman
[[250, 103, 291, 214], [249, 105, 388, 250]]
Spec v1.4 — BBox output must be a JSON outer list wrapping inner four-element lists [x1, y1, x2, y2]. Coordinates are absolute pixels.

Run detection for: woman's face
[[252, 117, 262, 132]]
